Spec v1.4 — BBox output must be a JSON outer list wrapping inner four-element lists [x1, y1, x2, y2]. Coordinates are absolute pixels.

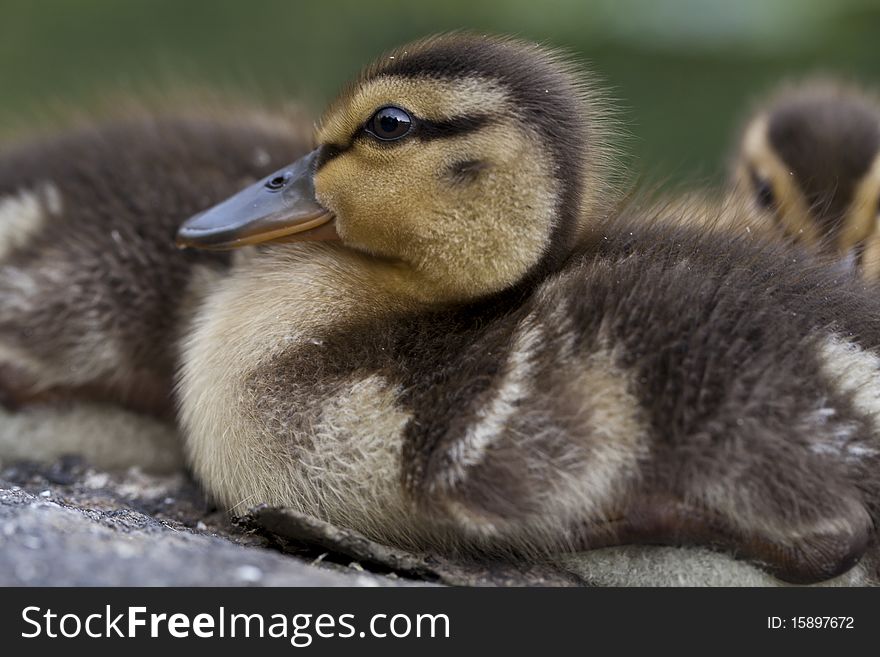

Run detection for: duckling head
[[731, 80, 880, 267], [177, 33, 617, 302]]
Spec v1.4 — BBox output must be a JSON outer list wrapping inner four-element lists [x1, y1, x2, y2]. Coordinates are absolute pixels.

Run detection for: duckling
[[0, 111, 312, 468], [729, 79, 880, 277], [177, 33, 880, 584]]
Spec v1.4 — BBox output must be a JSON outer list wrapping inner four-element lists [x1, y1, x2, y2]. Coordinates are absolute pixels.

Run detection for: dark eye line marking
[[317, 111, 495, 162], [358, 111, 492, 146], [749, 166, 776, 211], [418, 113, 491, 141], [314, 142, 349, 171]]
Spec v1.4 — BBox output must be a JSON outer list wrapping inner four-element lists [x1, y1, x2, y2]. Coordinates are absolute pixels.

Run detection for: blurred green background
[[2, 0, 879, 188]]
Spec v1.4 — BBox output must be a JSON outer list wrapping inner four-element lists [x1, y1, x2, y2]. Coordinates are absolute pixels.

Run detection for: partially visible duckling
[[177, 34, 880, 584], [729, 79, 880, 277], [0, 111, 312, 468]]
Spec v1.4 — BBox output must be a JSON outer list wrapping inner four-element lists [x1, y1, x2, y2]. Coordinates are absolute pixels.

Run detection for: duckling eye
[[365, 106, 413, 141], [750, 170, 776, 210]]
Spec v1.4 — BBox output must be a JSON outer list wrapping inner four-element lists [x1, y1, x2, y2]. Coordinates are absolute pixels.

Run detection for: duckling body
[[0, 113, 312, 469], [178, 35, 880, 584], [183, 226, 880, 583], [729, 79, 880, 278]]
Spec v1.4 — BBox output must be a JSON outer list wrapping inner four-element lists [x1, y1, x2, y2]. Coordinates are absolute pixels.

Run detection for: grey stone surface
[[0, 458, 582, 586], [0, 459, 413, 586], [4, 458, 876, 586]]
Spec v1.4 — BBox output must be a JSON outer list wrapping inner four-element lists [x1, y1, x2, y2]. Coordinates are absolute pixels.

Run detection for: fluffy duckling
[[177, 34, 880, 584], [0, 112, 312, 468], [729, 79, 880, 277]]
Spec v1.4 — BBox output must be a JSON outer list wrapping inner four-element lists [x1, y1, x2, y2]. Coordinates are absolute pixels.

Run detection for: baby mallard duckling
[[730, 79, 880, 277], [0, 112, 311, 468], [178, 34, 880, 584]]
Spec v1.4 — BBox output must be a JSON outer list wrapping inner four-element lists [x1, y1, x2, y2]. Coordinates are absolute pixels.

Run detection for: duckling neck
[[190, 243, 455, 365]]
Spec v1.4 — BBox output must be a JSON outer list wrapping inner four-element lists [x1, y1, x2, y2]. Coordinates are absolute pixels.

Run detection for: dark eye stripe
[[314, 143, 348, 171], [418, 114, 490, 141], [317, 112, 493, 166], [749, 167, 776, 210]]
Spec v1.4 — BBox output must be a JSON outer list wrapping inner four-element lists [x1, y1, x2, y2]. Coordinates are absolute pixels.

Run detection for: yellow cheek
[[313, 125, 557, 300], [315, 144, 438, 253]]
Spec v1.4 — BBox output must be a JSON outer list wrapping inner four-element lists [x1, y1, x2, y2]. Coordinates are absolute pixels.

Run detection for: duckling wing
[[396, 228, 880, 584]]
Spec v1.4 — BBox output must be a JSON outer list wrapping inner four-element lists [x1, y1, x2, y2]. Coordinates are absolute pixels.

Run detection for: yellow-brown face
[[177, 35, 605, 303], [730, 84, 880, 278], [312, 74, 561, 301]]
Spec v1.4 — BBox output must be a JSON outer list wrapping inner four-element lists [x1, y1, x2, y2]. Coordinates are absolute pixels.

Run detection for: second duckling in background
[[728, 79, 880, 279], [0, 108, 313, 470]]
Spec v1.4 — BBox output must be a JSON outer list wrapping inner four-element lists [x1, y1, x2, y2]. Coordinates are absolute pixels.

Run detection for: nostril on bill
[[264, 172, 292, 191]]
